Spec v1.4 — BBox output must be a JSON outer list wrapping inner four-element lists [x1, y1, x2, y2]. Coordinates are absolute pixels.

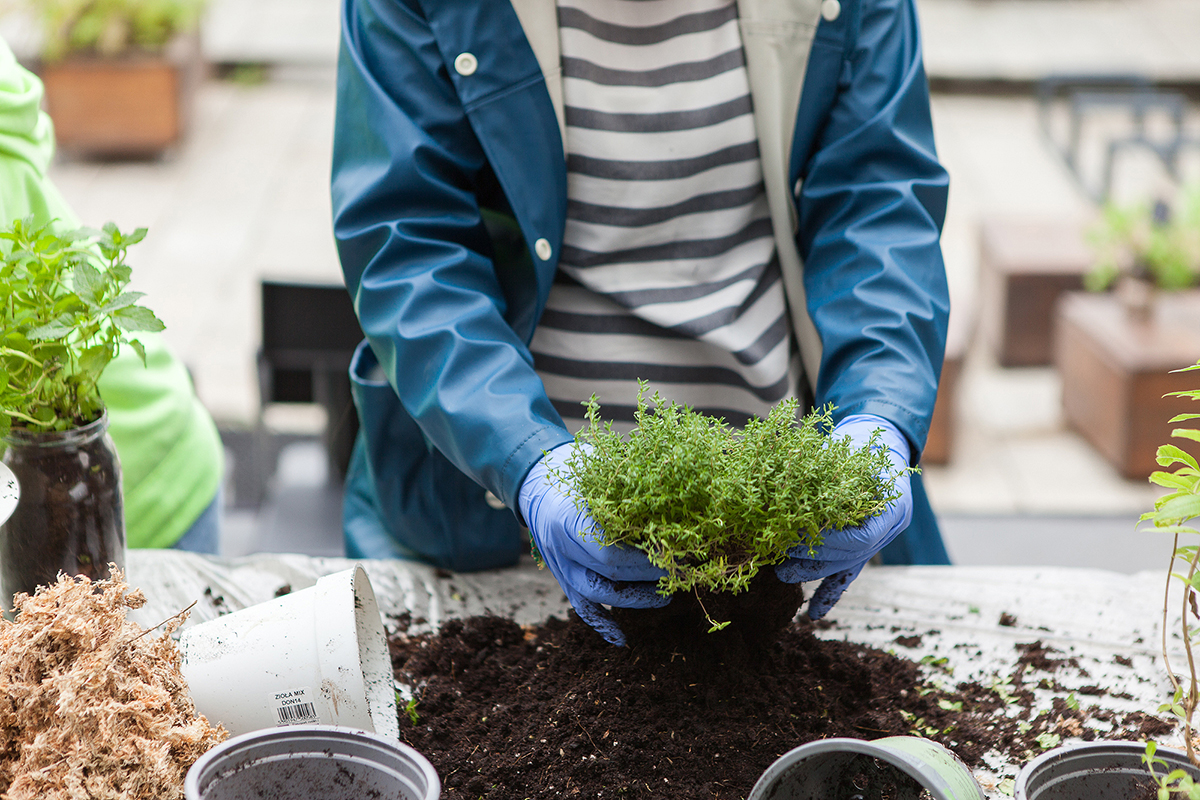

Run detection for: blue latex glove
[[775, 414, 914, 619], [518, 441, 669, 646]]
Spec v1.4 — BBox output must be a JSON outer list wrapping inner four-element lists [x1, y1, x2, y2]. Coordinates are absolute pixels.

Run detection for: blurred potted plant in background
[[1055, 184, 1200, 480], [1084, 188, 1200, 319], [28, 0, 208, 157]]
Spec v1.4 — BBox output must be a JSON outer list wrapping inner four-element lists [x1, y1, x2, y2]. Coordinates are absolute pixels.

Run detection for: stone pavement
[[16, 0, 1200, 567]]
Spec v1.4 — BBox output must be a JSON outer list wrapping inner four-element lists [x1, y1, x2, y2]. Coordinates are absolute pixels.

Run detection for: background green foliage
[[31, 0, 206, 61], [1086, 185, 1200, 293], [0, 217, 164, 438], [556, 386, 902, 599]]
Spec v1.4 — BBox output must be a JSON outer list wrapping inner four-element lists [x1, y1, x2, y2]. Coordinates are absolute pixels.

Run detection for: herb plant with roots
[[550, 385, 905, 630]]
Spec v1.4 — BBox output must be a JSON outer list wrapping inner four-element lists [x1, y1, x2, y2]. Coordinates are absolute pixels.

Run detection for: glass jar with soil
[[0, 413, 124, 605]]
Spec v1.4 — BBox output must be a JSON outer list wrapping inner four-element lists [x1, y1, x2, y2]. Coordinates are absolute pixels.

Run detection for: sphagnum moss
[[0, 568, 226, 799], [549, 385, 906, 628]]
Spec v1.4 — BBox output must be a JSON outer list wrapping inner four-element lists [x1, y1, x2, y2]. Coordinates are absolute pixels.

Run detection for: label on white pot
[[273, 687, 320, 726]]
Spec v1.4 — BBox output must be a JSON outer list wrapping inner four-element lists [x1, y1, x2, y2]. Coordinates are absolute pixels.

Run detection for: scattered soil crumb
[[843, 756, 934, 799], [1015, 640, 1076, 673], [999, 612, 1017, 627], [202, 586, 228, 615], [0, 568, 227, 799]]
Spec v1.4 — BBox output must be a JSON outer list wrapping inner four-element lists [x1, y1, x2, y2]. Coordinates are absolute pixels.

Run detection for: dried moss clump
[[0, 568, 226, 799]]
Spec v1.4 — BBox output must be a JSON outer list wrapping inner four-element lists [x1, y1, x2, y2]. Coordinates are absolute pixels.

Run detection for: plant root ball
[[612, 571, 805, 659]]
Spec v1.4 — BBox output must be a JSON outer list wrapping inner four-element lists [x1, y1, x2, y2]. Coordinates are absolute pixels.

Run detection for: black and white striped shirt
[[531, 0, 798, 432]]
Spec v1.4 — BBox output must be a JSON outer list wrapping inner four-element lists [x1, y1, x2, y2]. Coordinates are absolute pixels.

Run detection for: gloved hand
[[775, 413, 913, 619], [518, 441, 669, 646]]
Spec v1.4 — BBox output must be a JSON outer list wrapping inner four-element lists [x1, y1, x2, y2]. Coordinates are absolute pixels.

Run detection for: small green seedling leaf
[[1035, 732, 1061, 750], [1157, 445, 1199, 473], [405, 697, 420, 726], [112, 305, 166, 333]]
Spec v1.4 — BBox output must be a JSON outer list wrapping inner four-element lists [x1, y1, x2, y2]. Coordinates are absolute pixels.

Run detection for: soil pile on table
[[392, 611, 1173, 800], [0, 569, 227, 800]]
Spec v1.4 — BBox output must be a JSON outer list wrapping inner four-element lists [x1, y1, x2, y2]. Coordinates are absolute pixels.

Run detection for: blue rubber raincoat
[[331, 0, 951, 570]]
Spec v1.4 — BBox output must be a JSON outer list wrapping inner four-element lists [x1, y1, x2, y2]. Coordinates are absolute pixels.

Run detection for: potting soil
[[1, 420, 123, 600], [390, 610, 1171, 800]]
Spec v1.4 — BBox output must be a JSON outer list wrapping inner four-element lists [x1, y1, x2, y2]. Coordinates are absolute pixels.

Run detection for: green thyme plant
[[1140, 359, 1200, 781], [0, 217, 164, 439], [552, 384, 905, 620]]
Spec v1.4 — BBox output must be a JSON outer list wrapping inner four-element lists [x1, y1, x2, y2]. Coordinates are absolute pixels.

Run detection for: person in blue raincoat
[[331, 0, 951, 645]]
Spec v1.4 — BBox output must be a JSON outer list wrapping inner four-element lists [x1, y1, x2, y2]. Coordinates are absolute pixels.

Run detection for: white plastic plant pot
[[0, 462, 16, 528], [185, 724, 439, 800], [748, 736, 985, 800], [178, 565, 399, 739], [1015, 741, 1200, 799]]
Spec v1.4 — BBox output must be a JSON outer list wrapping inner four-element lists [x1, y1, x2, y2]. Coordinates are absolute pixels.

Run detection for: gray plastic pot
[[748, 736, 984, 800], [184, 725, 440, 800], [1015, 741, 1200, 799]]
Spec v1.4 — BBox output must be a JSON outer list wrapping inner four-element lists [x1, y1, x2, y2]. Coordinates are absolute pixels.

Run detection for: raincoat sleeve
[[331, 0, 571, 516], [793, 0, 951, 461]]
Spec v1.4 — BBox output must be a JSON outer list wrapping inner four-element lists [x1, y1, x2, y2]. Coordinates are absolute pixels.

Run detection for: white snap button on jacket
[[821, 0, 841, 21], [534, 238, 552, 261], [454, 52, 478, 76]]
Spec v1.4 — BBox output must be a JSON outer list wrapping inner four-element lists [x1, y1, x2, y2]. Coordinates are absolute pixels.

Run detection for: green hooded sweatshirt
[[0, 38, 223, 548]]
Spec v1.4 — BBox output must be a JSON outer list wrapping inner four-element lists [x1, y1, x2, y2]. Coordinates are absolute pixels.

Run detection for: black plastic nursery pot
[[747, 736, 985, 800], [184, 725, 440, 800], [1015, 741, 1200, 800]]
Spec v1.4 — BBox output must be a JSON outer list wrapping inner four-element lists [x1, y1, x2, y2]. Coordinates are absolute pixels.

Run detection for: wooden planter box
[[922, 299, 975, 466], [1055, 290, 1200, 480], [921, 268, 977, 465], [922, 351, 963, 466], [980, 218, 1092, 367], [39, 33, 203, 157]]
